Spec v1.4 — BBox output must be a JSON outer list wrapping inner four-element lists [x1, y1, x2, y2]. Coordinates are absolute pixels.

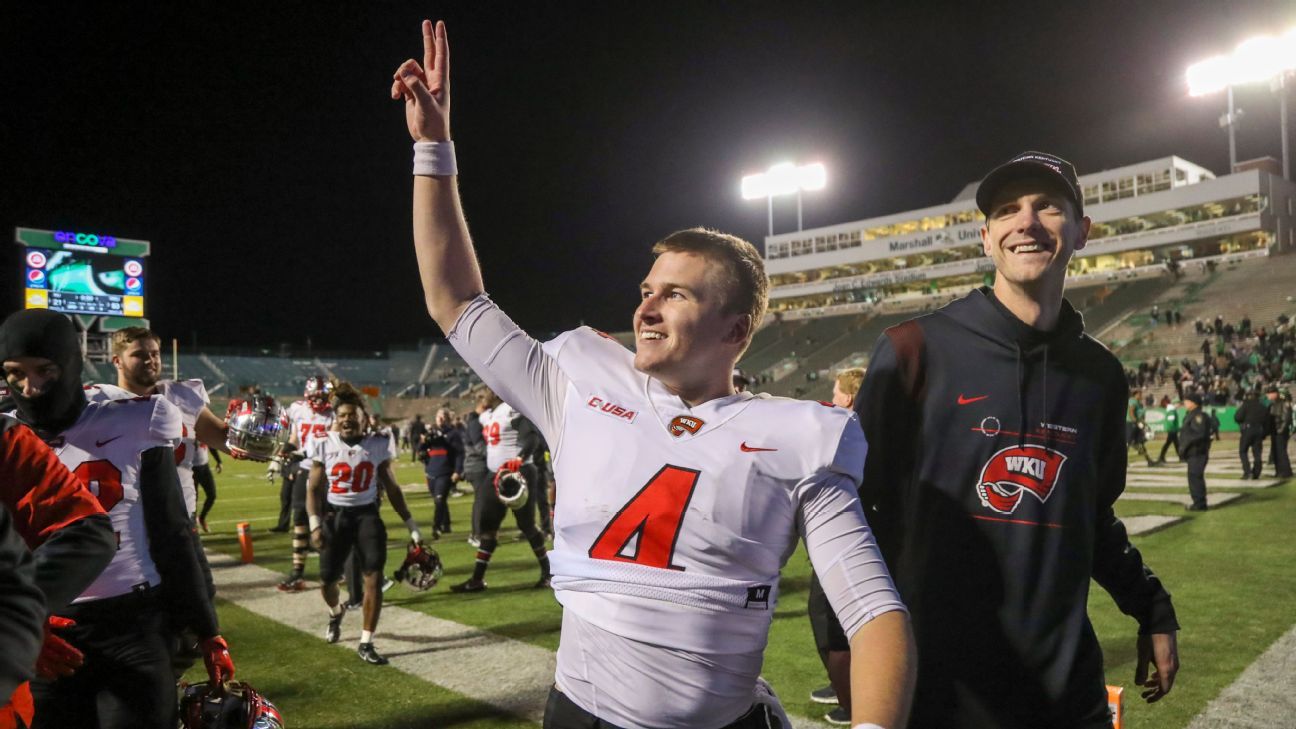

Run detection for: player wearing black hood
[[0, 309, 236, 729], [856, 153, 1179, 728]]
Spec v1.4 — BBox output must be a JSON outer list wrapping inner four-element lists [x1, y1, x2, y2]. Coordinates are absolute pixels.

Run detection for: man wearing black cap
[[1265, 384, 1292, 479], [856, 151, 1180, 727], [0, 309, 236, 729], [1179, 392, 1213, 510]]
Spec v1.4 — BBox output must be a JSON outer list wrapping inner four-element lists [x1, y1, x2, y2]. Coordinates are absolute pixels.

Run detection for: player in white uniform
[[306, 383, 422, 665], [0, 310, 235, 729], [451, 389, 551, 592], [103, 328, 232, 520], [279, 376, 335, 591], [393, 21, 916, 729]]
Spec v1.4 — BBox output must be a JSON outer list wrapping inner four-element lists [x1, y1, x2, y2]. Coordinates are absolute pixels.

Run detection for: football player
[[0, 310, 235, 729], [0, 412, 116, 729], [278, 375, 334, 591], [305, 383, 422, 665], [105, 327, 232, 522], [451, 389, 549, 593], [394, 22, 915, 728]]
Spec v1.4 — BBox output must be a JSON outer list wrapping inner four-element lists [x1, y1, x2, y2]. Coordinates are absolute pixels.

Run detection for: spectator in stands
[[1234, 389, 1268, 479], [1180, 392, 1212, 511], [1265, 385, 1292, 479]]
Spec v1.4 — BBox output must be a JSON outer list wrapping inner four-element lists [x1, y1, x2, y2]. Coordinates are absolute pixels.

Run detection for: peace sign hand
[[391, 20, 450, 143]]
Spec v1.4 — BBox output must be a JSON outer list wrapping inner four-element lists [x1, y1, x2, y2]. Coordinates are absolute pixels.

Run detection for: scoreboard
[[17, 227, 150, 319]]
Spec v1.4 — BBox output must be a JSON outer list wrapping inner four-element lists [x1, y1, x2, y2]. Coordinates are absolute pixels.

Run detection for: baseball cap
[[975, 151, 1084, 217]]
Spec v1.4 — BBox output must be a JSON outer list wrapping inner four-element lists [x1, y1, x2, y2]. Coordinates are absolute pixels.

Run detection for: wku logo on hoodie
[[975, 444, 1067, 515]]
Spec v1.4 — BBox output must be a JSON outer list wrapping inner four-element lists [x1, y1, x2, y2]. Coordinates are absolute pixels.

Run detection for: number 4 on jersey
[[588, 465, 699, 570]]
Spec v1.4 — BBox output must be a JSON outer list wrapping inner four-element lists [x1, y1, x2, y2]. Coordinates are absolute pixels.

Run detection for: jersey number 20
[[588, 465, 699, 570], [329, 462, 375, 494]]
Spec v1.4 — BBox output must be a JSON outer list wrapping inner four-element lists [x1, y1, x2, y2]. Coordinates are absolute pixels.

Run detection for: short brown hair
[[835, 367, 865, 398], [651, 228, 768, 353], [111, 326, 160, 356]]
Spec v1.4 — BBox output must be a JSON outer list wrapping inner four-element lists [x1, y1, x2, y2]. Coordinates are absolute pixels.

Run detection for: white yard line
[[1185, 622, 1296, 729], [207, 551, 832, 728]]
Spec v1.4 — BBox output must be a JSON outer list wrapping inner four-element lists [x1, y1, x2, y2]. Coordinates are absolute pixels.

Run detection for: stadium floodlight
[[1187, 28, 1296, 178], [741, 161, 828, 235]]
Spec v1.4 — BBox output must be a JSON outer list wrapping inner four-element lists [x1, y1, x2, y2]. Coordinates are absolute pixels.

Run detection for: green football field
[[188, 451, 1296, 728]]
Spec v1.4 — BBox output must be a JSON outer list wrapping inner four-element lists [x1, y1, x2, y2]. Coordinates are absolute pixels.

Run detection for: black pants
[[428, 474, 453, 532], [543, 686, 782, 729], [274, 460, 298, 530], [320, 504, 388, 584], [291, 467, 310, 525], [1239, 431, 1264, 478], [807, 571, 848, 670], [193, 463, 218, 521], [1186, 453, 1209, 508], [1271, 433, 1292, 477], [1157, 432, 1180, 462], [32, 591, 175, 729], [533, 467, 553, 534], [466, 467, 489, 536]]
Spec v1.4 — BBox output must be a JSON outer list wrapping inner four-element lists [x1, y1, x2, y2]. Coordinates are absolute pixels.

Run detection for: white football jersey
[[52, 395, 183, 603], [89, 379, 210, 515], [480, 402, 524, 471], [287, 400, 334, 454], [310, 432, 391, 507], [448, 296, 905, 729]]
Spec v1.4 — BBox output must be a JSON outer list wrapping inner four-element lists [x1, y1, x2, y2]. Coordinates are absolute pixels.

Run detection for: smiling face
[[113, 336, 162, 392], [335, 403, 364, 439], [632, 251, 748, 398], [980, 178, 1090, 294]]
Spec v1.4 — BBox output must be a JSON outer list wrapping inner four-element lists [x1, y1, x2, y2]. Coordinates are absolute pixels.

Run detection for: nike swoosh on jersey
[[957, 394, 990, 405], [739, 442, 778, 452], [95, 435, 123, 447]]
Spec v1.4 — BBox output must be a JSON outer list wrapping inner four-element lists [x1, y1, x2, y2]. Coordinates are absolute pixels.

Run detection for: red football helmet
[[393, 541, 444, 591], [303, 376, 333, 413], [179, 681, 283, 729]]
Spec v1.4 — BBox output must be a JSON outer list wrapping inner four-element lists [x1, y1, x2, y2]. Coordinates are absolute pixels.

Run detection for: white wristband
[[308, 515, 321, 531], [852, 725, 886, 729], [413, 141, 457, 176]]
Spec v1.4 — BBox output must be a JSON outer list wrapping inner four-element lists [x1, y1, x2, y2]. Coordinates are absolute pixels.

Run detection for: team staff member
[[1179, 392, 1212, 511], [194, 443, 221, 532], [1233, 389, 1268, 480], [0, 413, 116, 729], [856, 152, 1179, 728], [1265, 385, 1292, 479], [307, 383, 423, 665], [418, 407, 463, 537], [0, 309, 235, 729], [462, 392, 489, 546], [395, 21, 915, 727]]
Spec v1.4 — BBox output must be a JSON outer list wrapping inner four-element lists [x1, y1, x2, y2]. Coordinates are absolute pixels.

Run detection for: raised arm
[[393, 20, 484, 333]]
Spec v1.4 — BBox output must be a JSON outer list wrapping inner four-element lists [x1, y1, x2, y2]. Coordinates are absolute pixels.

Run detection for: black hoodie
[[856, 287, 1177, 729]]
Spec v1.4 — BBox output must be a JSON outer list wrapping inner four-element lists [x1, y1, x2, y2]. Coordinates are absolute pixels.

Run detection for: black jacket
[[1233, 397, 1269, 435], [856, 288, 1177, 729], [1179, 408, 1213, 457], [419, 427, 464, 478]]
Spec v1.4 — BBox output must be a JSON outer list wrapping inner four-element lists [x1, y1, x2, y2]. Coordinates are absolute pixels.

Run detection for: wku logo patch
[[975, 444, 1067, 515], [668, 415, 704, 437]]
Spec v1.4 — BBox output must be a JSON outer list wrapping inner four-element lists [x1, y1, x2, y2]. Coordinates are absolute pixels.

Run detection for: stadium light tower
[[1187, 27, 1296, 179], [741, 161, 827, 236]]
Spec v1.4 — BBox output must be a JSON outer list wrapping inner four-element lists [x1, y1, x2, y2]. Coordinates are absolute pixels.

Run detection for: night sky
[[3, 2, 1293, 350]]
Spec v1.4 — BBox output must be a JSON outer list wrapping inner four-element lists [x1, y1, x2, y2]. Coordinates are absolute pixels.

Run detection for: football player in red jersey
[[0, 309, 236, 729], [306, 383, 422, 664], [0, 413, 116, 729], [394, 21, 915, 728], [278, 376, 334, 591]]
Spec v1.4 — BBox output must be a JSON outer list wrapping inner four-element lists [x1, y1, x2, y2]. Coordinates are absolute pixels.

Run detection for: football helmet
[[303, 376, 332, 413], [225, 395, 290, 461], [179, 681, 284, 729], [494, 460, 529, 510], [393, 541, 444, 591]]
